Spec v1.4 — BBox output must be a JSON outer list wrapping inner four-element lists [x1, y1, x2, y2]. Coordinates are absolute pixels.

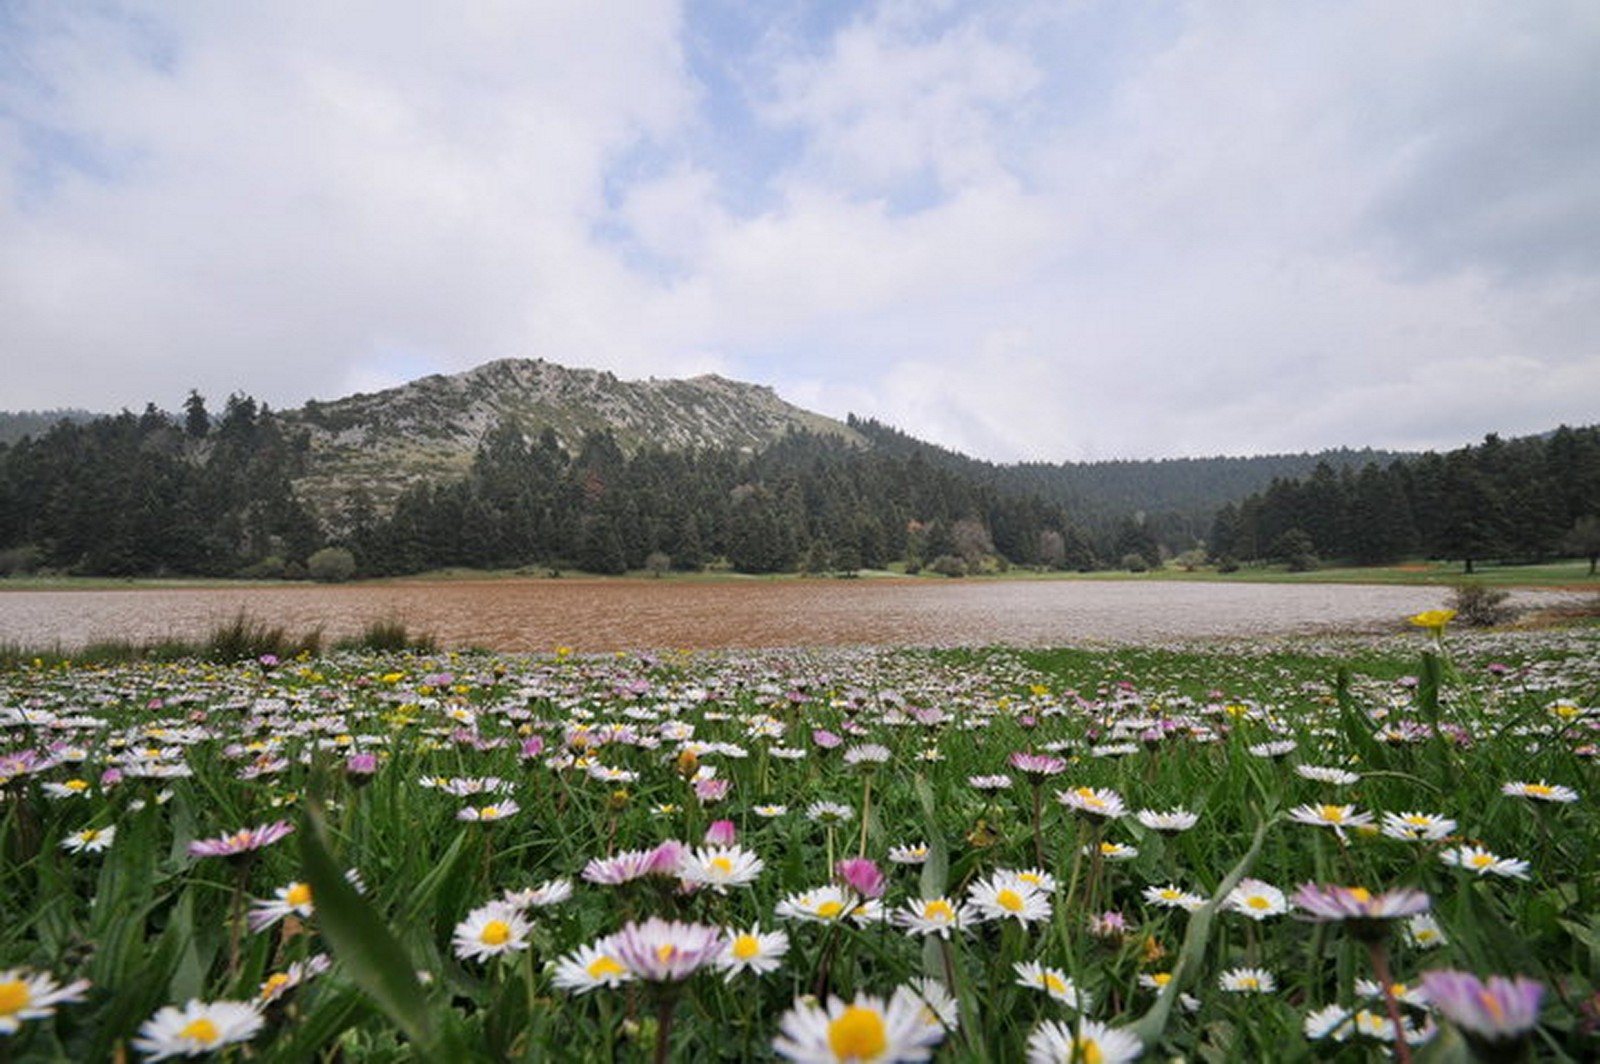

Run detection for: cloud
[[2, 0, 1597, 462]]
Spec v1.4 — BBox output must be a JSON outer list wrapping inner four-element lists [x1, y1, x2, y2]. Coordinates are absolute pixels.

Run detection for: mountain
[[278, 358, 865, 514]]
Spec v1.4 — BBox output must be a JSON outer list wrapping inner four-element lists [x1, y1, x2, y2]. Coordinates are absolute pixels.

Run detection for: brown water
[[0, 579, 1580, 652]]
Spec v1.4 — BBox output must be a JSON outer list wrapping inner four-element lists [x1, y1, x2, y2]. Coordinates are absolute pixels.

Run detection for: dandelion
[[59, 825, 116, 854], [1219, 967, 1277, 993], [892, 896, 978, 939], [679, 845, 765, 893], [551, 938, 634, 994], [715, 927, 790, 981], [967, 871, 1052, 926], [0, 968, 91, 1034], [1024, 1018, 1143, 1064], [1226, 879, 1289, 920], [772, 986, 946, 1063], [1439, 844, 1531, 880], [132, 1000, 264, 1060], [1501, 780, 1579, 803], [1381, 811, 1457, 842], [1013, 961, 1091, 1010], [1408, 608, 1456, 633], [451, 900, 532, 963]]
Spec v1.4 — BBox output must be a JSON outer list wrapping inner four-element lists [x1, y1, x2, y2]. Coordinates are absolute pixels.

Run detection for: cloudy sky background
[[3, 1, 1597, 461]]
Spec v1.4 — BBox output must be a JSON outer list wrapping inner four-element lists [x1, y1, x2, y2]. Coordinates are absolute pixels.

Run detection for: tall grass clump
[[335, 617, 437, 654]]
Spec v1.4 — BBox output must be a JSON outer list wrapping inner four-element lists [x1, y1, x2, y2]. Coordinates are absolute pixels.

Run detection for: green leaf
[[298, 797, 455, 1058]]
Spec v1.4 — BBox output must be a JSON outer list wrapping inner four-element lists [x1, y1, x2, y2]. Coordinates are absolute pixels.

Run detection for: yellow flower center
[[0, 980, 31, 1016], [711, 856, 735, 874], [1348, 887, 1371, 903], [481, 920, 512, 946], [996, 888, 1025, 912], [816, 900, 845, 919], [1469, 853, 1494, 869], [655, 944, 678, 965], [481, 806, 500, 819], [827, 1005, 888, 1060], [1526, 784, 1554, 797], [732, 934, 761, 960], [260, 973, 291, 999], [1319, 806, 1346, 823], [1239, 976, 1260, 990], [924, 899, 955, 922], [1150, 972, 1172, 986], [286, 883, 313, 908], [1246, 896, 1270, 910], [65, 779, 89, 791], [587, 955, 626, 979], [1079, 1040, 1105, 1064], [1043, 973, 1067, 994], [1478, 989, 1504, 1022], [179, 1017, 220, 1045]]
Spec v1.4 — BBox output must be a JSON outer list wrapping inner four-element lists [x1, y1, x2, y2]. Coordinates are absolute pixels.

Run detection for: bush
[[1450, 582, 1513, 627], [928, 554, 968, 577], [1121, 552, 1149, 573], [0, 544, 44, 577], [307, 546, 357, 583]]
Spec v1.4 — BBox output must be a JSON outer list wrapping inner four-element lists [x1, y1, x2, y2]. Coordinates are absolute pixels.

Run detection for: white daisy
[[451, 900, 532, 963], [715, 927, 790, 981], [1025, 1018, 1143, 1064], [550, 938, 633, 994], [1014, 960, 1091, 1010], [0, 968, 91, 1034], [967, 871, 1052, 926], [772, 986, 946, 1062], [678, 845, 765, 893], [132, 1000, 264, 1060]]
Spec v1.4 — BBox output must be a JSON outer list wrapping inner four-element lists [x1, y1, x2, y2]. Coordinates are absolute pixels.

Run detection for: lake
[[0, 578, 1581, 652]]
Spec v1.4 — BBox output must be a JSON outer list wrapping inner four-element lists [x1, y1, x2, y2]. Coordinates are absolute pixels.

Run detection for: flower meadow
[[2, 619, 1598, 1062]]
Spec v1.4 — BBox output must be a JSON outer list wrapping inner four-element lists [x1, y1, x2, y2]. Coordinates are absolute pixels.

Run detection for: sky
[[2, 1, 1598, 462]]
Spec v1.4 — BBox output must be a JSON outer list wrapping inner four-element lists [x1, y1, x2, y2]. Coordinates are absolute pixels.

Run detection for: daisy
[[1404, 913, 1448, 949], [775, 885, 860, 924], [1133, 808, 1199, 833], [41, 778, 94, 799], [1142, 884, 1204, 912], [1087, 840, 1139, 861], [904, 977, 959, 1034], [772, 986, 946, 1063], [967, 774, 1013, 792], [582, 842, 687, 885], [1287, 803, 1374, 834], [753, 804, 789, 818], [678, 845, 765, 893], [1009, 752, 1067, 778], [611, 917, 724, 982], [805, 800, 854, 825], [1219, 967, 1277, 993], [0, 968, 91, 1034], [888, 842, 929, 865], [551, 938, 634, 994], [1290, 883, 1430, 942], [843, 743, 892, 768], [1295, 765, 1361, 785], [1013, 960, 1091, 1010], [1439, 844, 1531, 880], [451, 900, 532, 964], [1354, 978, 1429, 1009], [132, 999, 264, 1060], [1225, 879, 1289, 920], [1024, 1018, 1143, 1064], [1380, 811, 1456, 842], [501, 877, 574, 909], [1248, 740, 1297, 759], [249, 880, 316, 932], [893, 896, 979, 939], [1056, 785, 1127, 821], [967, 871, 1052, 926], [457, 799, 520, 822], [187, 821, 293, 860], [60, 825, 116, 854], [1013, 867, 1059, 893], [1501, 780, 1579, 803], [257, 954, 331, 1006], [1420, 970, 1543, 1044], [715, 927, 790, 981]]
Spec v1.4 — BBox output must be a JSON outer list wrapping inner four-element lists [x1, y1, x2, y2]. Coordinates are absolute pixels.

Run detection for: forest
[[1, 393, 1595, 580]]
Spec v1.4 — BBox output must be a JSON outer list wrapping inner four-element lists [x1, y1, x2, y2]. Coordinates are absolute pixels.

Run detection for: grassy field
[[2, 615, 1597, 1061]]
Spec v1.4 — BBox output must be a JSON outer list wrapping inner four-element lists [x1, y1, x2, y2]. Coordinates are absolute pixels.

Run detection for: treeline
[[0, 395, 1118, 579], [1210, 426, 1600, 572]]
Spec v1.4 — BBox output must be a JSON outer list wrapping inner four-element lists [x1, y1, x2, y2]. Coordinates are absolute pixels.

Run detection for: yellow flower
[[1408, 609, 1456, 632]]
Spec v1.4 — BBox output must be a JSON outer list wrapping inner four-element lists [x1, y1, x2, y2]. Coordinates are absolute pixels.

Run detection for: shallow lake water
[[0, 578, 1581, 652]]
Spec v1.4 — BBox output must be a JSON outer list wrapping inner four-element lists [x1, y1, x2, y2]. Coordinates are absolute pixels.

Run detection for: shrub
[[1121, 552, 1149, 573], [0, 544, 45, 576], [1451, 582, 1513, 627], [928, 554, 968, 577], [307, 546, 357, 583]]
